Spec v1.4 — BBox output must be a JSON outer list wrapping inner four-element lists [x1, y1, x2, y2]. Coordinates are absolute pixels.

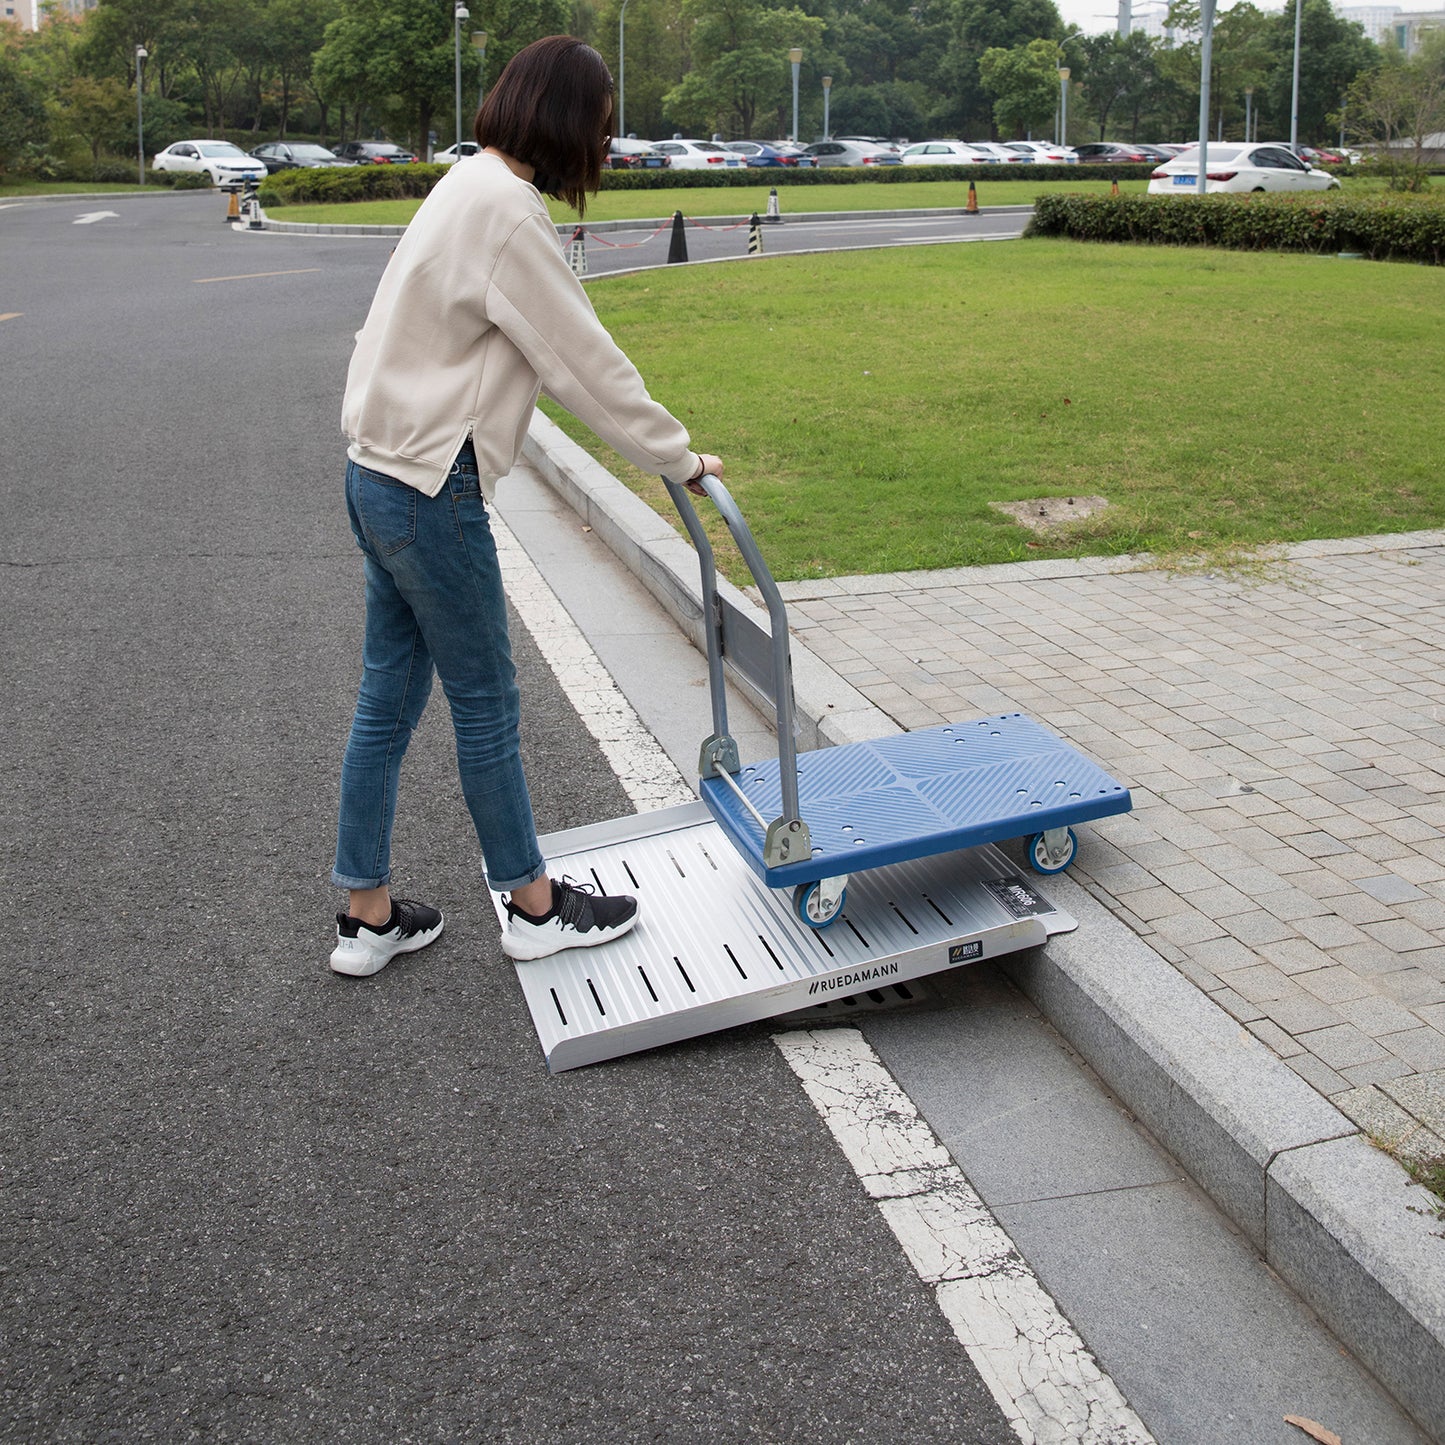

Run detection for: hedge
[[258, 158, 1148, 206], [1026, 190, 1445, 265]]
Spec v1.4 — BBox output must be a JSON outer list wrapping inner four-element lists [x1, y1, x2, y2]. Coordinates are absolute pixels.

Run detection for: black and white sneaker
[[502, 878, 638, 961], [329, 898, 444, 977]]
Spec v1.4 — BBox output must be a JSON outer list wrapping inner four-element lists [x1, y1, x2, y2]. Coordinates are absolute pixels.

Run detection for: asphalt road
[[0, 192, 1016, 1442]]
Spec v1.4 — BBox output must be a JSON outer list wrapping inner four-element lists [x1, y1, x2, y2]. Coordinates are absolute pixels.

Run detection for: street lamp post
[[1245, 86, 1254, 142], [1196, 0, 1217, 193], [822, 75, 832, 140], [454, 2, 469, 149], [789, 47, 803, 144], [618, 0, 630, 139], [1058, 67, 1070, 146], [1289, 0, 1303, 150], [472, 30, 487, 115], [135, 45, 147, 185]]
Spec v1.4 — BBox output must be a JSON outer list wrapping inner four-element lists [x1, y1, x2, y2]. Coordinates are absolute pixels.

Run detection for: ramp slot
[[894, 982, 915, 1000], [668, 850, 686, 879], [844, 919, 870, 949], [758, 936, 785, 971], [674, 957, 696, 993], [638, 966, 658, 1003], [590, 866, 606, 894], [724, 944, 747, 980], [811, 929, 835, 960], [924, 895, 953, 926], [586, 978, 607, 1016], [697, 842, 721, 871], [889, 902, 919, 935], [622, 859, 639, 889], [550, 988, 567, 1025]]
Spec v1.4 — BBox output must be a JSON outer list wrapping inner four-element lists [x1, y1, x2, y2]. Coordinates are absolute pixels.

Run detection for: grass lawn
[[0, 180, 157, 197], [533, 238, 1445, 582]]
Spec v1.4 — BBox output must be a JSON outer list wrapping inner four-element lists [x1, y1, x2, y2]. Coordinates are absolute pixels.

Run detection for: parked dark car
[[249, 141, 355, 173], [606, 137, 671, 170], [725, 141, 818, 168], [332, 141, 418, 165], [1071, 143, 1156, 163]]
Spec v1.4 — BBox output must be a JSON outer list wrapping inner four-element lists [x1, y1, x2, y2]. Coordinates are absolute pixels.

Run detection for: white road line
[[73, 210, 119, 225], [491, 507, 695, 814], [774, 1027, 1157, 1445], [494, 489, 1149, 1442]]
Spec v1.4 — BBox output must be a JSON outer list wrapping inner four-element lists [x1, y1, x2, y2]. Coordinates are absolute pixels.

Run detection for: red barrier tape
[[573, 214, 751, 248]]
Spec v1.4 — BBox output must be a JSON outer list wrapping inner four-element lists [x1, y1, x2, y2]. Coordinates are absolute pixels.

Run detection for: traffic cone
[[965, 180, 978, 214], [568, 225, 587, 276], [765, 186, 781, 223], [748, 213, 764, 255], [1111, 177, 1120, 196], [224, 186, 241, 223], [667, 209, 688, 264]]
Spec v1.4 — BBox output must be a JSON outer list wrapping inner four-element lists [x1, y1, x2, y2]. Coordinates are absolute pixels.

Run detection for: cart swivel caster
[[1027, 827, 1077, 875], [794, 876, 848, 929]]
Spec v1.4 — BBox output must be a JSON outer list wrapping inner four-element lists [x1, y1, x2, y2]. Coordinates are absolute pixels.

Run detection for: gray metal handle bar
[[662, 473, 802, 826]]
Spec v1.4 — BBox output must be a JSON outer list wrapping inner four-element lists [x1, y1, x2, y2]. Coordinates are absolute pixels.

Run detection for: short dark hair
[[474, 36, 612, 218]]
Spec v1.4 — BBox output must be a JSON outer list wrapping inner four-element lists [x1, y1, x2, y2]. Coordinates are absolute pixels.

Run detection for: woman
[[328, 35, 722, 978]]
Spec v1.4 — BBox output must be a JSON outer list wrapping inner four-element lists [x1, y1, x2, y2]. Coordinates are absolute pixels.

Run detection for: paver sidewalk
[[776, 531, 1445, 1165]]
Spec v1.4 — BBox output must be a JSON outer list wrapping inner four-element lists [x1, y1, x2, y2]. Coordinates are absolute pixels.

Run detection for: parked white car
[[962, 141, 1030, 164], [151, 140, 268, 186], [434, 141, 480, 164], [900, 141, 999, 165], [650, 140, 746, 170], [1005, 141, 1078, 163], [1147, 143, 1342, 194]]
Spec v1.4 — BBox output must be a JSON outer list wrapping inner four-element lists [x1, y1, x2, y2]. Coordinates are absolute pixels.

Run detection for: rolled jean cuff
[[486, 857, 548, 894], [331, 866, 391, 890]]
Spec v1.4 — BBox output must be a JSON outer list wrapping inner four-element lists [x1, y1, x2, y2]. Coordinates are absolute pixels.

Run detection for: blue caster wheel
[[793, 877, 848, 929], [1027, 828, 1077, 875]]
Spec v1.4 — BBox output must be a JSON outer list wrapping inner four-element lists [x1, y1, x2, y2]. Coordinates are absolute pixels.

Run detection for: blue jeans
[[332, 443, 547, 894]]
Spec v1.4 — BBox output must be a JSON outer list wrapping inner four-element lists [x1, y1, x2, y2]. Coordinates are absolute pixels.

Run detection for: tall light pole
[[821, 75, 832, 140], [472, 30, 487, 116], [789, 47, 803, 143], [1245, 85, 1254, 142], [1058, 67, 1070, 146], [454, 2, 469, 149], [135, 46, 147, 186], [1289, 0, 1303, 149], [618, 0, 630, 138], [1196, 0, 1217, 193]]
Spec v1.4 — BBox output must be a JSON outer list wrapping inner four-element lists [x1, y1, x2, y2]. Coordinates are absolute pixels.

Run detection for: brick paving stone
[[1337, 993, 1428, 1037], [1244, 1017, 1307, 1058], [1256, 937, 1337, 976], [1295, 913, 1371, 949], [1333, 1085, 1434, 1144], [1297, 1022, 1392, 1069], [1295, 966, 1376, 1005], [1340, 1058, 1419, 1088], [1415, 1002, 1445, 1030], [1320, 850, 1396, 881], [1208, 985, 1266, 1024], [1397, 897, 1445, 932], [1325, 891, 1401, 926], [1261, 994, 1347, 1034], [1361, 917, 1440, 953], [1286, 1050, 1351, 1097], [1292, 831, 1355, 859], [1382, 1072, 1445, 1135], [1253, 887, 1334, 923], [1379, 1027, 1445, 1072], [1225, 910, 1297, 947], [1353, 833, 1418, 863], [1331, 941, 1410, 977], [1291, 868, 1360, 901], [1152, 908, 1229, 948], [1217, 962, 1301, 1003]]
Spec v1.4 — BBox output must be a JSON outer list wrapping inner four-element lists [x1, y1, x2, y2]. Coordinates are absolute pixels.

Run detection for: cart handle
[[662, 472, 802, 826]]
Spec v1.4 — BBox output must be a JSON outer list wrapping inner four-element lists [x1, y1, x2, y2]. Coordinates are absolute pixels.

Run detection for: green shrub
[[1026, 191, 1445, 264], [151, 168, 212, 189], [90, 156, 139, 184], [259, 161, 447, 207]]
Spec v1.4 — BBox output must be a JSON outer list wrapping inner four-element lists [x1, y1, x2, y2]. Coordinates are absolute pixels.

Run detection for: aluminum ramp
[[490, 800, 1076, 1072]]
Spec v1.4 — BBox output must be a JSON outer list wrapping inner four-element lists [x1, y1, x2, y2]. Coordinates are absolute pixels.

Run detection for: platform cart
[[490, 475, 1133, 1072]]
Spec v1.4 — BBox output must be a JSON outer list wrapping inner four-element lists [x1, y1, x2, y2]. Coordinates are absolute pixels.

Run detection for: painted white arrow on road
[[73, 211, 119, 225]]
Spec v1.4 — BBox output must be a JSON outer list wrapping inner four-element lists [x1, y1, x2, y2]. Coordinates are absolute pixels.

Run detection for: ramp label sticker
[[983, 875, 1054, 918], [949, 940, 984, 964]]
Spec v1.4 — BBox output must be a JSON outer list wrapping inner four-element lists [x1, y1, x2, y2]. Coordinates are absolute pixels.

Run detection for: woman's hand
[[685, 453, 723, 496]]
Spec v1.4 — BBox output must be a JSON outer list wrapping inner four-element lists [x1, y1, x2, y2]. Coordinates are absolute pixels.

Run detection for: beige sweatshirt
[[342, 151, 700, 501]]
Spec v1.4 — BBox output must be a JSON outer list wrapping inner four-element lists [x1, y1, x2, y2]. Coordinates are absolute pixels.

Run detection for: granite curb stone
[[518, 411, 1445, 1440]]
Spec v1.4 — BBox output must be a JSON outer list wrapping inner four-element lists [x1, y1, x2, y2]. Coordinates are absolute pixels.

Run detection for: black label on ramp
[[949, 940, 984, 965], [983, 875, 1054, 918]]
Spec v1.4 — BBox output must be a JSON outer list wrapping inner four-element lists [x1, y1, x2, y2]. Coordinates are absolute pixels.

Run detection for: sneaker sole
[[329, 917, 445, 977], [501, 911, 638, 962]]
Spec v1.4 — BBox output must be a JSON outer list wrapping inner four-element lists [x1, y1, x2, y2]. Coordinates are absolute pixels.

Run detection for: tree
[[1077, 31, 1156, 139], [827, 79, 927, 138], [662, 0, 824, 138], [0, 40, 50, 170], [596, 0, 690, 139], [1265, 0, 1378, 143], [933, 0, 1062, 137], [50, 74, 135, 161], [978, 36, 1059, 137], [1339, 31, 1445, 189]]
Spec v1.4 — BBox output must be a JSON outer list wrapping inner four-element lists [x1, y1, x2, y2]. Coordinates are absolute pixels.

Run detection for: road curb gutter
[[517, 413, 1445, 1442]]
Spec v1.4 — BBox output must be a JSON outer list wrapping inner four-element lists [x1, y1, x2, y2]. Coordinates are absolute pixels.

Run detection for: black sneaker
[[329, 898, 444, 977], [502, 878, 638, 961]]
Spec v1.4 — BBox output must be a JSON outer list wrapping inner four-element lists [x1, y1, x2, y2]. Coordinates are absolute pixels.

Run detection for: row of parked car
[[150, 133, 1357, 195]]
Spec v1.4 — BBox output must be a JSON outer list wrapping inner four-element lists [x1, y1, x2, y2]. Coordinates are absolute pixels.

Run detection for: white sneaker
[[329, 898, 444, 977], [502, 878, 638, 961]]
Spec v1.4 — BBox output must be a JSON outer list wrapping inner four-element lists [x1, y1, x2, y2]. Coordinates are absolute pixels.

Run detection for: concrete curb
[[519, 412, 1445, 1441], [1, 188, 189, 203]]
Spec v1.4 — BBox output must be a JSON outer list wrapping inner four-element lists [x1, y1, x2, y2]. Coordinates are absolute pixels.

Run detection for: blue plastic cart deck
[[700, 712, 1132, 889]]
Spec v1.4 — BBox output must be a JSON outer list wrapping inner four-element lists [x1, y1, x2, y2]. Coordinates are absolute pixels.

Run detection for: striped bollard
[[569, 226, 587, 276], [748, 214, 764, 256]]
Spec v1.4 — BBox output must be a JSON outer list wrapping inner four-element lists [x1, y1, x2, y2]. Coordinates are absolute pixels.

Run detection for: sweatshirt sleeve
[[485, 212, 701, 483]]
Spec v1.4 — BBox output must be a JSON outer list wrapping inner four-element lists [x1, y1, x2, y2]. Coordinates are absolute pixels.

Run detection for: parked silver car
[[799, 140, 902, 167]]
